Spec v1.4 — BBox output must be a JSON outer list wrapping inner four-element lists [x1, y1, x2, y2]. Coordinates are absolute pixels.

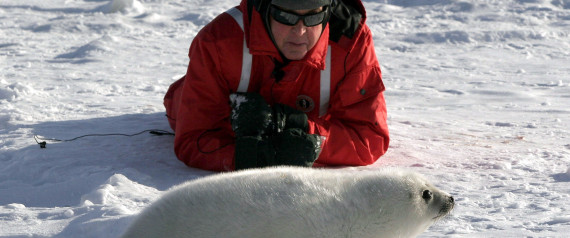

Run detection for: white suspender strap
[[238, 41, 253, 93], [226, 7, 244, 30], [226, 7, 252, 93], [319, 46, 332, 117]]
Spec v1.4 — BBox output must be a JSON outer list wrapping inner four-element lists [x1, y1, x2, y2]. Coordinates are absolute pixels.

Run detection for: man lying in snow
[[164, 0, 389, 171]]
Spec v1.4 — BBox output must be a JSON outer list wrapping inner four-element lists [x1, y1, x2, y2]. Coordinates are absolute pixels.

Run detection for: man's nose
[[292, 21, 307, 35]]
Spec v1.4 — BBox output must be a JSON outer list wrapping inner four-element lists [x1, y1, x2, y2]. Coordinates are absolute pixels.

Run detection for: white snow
[[0, 0, 569, 237]]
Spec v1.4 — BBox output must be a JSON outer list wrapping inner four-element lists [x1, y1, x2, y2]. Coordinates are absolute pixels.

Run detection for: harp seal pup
[[121, 166, 454, 238]]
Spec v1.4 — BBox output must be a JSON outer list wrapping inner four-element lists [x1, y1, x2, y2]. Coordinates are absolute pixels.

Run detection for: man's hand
[[234, 128, 322, 170], [271, 104, 309, 132], [270, 128, 322, 167], [230, 93, 272, 137], [230, 93, 273, 170], [230, 93, 321, 170]]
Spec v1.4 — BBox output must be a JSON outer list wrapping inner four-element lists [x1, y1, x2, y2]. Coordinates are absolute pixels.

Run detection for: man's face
[[270, 7, 324, 61]]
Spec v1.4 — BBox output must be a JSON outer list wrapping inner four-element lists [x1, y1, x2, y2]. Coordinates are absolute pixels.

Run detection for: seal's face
[[417, 183, 455, 220], [361, 170, 455, 237], [403, 174, 455, 236]]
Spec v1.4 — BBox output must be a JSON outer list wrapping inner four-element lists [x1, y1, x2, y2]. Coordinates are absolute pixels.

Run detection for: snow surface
[[1, 0, 569, 237]]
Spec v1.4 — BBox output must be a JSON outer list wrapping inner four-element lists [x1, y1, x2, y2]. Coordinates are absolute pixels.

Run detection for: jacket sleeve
[[173, 15, 241, 172], [308, 24, 389, 166]]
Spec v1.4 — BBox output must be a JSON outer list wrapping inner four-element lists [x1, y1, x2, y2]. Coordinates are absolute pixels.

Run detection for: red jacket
[[165, 0, 389, 171]]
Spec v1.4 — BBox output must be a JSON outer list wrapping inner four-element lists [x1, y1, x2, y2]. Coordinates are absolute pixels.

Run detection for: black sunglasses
[[269, 5, 329, 27]]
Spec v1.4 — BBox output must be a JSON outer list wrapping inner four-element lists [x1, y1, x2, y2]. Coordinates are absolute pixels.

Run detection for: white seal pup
[[121, 166, 454, 238]]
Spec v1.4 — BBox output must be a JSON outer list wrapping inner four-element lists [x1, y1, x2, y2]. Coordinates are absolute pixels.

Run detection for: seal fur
[[121, 166, 454, 238]]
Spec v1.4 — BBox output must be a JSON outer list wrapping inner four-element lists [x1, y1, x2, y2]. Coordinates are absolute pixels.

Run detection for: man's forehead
[[271, 0, 331, 10], [273, 5, 324, 14]]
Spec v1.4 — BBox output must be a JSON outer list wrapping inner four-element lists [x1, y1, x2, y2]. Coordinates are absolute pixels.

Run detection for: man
[[164, 0, 389, 171]]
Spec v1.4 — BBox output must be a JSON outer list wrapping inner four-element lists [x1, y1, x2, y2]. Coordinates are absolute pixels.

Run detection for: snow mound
[[104, 0, 145, 14], [54, 174, 163, 237], [5, 203, 26, 209], [0, 82, 36, 102], [80, 174, 160, 211], [553, 167, 570, 182], [56, 35, 118, 60]]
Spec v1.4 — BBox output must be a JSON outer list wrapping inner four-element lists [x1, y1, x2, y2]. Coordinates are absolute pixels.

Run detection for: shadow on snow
[[0, 113, 210, 208]]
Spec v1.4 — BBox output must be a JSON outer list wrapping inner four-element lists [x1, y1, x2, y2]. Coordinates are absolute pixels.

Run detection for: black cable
[[34, 129, 174, 149], [196, 128, 233, 154]]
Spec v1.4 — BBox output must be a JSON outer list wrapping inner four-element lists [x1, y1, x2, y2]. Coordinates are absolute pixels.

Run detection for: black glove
[[230, 93, 320, 170], [230, 92, 273, 170], [235, 129, 321, 170], [230, 93, 272, 137], [270, 128, 322, 167], [234, 136, 275, 170], [271, 103, 308, 132]]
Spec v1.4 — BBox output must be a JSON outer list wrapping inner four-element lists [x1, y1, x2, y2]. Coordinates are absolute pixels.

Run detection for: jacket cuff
[[307, 117, 330, 137]]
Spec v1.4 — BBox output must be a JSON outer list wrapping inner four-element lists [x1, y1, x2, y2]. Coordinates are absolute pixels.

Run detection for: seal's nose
[[449, 196, 455, 203]]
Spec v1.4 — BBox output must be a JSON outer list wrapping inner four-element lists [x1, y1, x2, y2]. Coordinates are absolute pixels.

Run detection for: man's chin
[[283, 50, 307, 61]]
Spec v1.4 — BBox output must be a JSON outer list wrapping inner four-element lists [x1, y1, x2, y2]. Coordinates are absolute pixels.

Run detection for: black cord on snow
[[33, 130, 174, 149]]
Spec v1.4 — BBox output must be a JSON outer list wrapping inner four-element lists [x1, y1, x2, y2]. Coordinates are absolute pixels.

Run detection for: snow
[[0, 0, 568, 237]]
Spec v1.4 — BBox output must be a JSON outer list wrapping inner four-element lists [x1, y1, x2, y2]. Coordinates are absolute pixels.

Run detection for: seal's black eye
[[422, 190, 433, 201]]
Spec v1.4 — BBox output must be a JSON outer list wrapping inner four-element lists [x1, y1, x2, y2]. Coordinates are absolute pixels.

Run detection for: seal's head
[[394, 170, 455, 236], [353, 169, 455, 238]]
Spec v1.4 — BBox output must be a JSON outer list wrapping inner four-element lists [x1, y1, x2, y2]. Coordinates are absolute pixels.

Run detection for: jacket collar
[[241, 1, 330, 71]]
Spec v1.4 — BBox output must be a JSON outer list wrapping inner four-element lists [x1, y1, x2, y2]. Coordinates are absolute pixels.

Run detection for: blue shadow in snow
[[0, 113, 211, 208]]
